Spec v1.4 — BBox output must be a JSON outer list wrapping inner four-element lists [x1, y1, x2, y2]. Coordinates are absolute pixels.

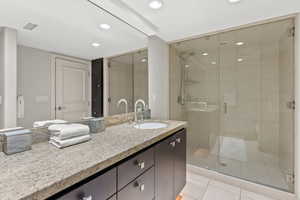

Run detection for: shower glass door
[[170, 18, 295, 192], [170, 34, 221, 171]]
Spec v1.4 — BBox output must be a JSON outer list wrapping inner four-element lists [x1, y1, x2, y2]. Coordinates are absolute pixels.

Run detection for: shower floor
[[187, 136, 292, 191]]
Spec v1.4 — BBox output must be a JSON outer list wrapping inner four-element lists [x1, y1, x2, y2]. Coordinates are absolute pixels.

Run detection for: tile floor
[[188, 136, 291, 191], [181, 170, 276, 200]]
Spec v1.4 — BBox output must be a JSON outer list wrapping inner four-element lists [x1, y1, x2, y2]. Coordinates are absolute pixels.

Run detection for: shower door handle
[[224, 102, 228, 114], [287, 101, 295, 110]]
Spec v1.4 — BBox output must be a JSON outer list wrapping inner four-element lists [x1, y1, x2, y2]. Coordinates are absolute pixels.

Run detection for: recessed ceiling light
[[149, 0, 163, 9], [211, 61, 217, 65], [237, 58, 243, 62], [23, 23, 38, 31], [236, 42, 244, 46], [92, 42, 100, 47], [185, 64, 190, 68], [202, 52, 208, 56], [100, 24, 111, 30], [228, 0, 241, 3], [141, 58, 147, 63]]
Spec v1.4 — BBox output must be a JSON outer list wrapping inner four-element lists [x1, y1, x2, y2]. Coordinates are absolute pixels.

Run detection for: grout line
[[239, 188, 242, 200], [200, 178, 211, 200]]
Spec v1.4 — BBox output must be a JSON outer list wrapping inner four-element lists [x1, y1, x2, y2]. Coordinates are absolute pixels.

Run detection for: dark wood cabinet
[[50, 129, 186, 200], [155, 135, 175, 200], [174, 129, 187, 196], [155, 129, 187, 200], [55, 168, 116, 200], [118, 167, 155, 200], [118, 148, 154, 190]]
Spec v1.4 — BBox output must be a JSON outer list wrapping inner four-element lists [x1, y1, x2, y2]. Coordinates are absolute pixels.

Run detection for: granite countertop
[[0, 120, 187, 200]]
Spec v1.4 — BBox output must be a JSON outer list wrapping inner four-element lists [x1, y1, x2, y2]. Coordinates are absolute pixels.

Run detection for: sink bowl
[[134, 122, 168, 130]]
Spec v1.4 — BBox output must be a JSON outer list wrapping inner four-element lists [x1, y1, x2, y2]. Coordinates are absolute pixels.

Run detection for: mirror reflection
[[0, 0, 148, 129], [108, 50, 148, 116]]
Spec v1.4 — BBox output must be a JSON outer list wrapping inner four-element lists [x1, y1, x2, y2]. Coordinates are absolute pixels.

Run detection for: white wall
[[148, 36, 169, 120], [17, 46, 52, 128], [16, 46, 92, 127], [0, 27, 17, 129]]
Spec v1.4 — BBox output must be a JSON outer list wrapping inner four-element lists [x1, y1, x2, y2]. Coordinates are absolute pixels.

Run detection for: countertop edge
[[27, 123, 187, 200]]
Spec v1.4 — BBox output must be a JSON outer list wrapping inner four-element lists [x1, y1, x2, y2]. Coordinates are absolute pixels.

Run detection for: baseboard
[[187, 164, 297, 200]]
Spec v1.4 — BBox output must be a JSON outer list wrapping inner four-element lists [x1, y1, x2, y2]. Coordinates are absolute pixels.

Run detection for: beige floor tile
[[187, 171, 210, 187], [181, 181, 208, 200], [181, 194, 197, 200], [241, 190, 275, 200], [202, 184, 241, 200], [209, 180, 241, 194]]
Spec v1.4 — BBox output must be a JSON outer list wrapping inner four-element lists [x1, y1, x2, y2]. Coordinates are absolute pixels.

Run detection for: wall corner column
[[0, 27, 17, 129], [148, 36, 170, 120]]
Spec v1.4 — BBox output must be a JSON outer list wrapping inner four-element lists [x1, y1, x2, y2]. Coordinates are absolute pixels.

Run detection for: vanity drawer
[[118, 167, 155, 200], [56, 168, 116, 200], [118, 147, 154, 190]]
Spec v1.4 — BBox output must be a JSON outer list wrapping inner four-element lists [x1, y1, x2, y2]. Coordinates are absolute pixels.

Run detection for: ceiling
[[119, 0, 300, 41], [0, 0, 299, 60], [0, 0, 148, 60]]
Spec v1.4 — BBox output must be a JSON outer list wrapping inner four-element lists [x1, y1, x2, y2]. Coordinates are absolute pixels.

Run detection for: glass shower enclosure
[[170, 19, 295, 192]]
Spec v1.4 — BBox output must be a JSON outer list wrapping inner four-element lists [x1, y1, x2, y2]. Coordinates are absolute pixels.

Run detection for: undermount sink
[[134, 122, 168, 129]]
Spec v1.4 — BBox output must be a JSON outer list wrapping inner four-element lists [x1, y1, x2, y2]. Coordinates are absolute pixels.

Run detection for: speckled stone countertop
[[0, 120, 187, 200]]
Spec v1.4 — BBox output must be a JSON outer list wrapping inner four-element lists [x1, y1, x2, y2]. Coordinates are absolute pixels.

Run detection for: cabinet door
[[155, 136, 175, 200], [174, 129, 187, 196]]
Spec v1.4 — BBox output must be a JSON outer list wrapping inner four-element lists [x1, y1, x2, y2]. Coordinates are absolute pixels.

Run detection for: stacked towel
[[33, 120, 67, 128], [48, 123, 90, 149]]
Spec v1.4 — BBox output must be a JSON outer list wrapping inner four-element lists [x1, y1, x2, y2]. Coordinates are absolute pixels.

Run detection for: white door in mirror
[[55, 58, 90, 121]]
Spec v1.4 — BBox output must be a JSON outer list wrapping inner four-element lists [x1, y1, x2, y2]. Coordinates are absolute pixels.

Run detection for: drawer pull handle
[[176, 138, 181, 143], [134, 181, 145, 192], [138, 161, 145, 169], [140, 184, 145, 192], [82, 195, 92, 200], [170, 141, 176, 147]]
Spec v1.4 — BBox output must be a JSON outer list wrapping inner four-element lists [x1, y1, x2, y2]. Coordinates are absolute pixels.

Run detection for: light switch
[[0, 96, 2, 105]]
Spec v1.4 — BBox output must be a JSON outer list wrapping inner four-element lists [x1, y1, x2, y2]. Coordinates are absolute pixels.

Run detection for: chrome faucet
[[134, 99, 146, 123], [117, 98, 128, 114]]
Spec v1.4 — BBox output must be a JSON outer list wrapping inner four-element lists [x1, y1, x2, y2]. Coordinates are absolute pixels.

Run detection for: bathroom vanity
[[50, 128, 186, 200], [0, 120, 187, 200]]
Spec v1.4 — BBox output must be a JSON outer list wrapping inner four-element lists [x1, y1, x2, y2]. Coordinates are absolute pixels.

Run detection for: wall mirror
[[0, 0, 148, 129], [107, 50, 148, 116]]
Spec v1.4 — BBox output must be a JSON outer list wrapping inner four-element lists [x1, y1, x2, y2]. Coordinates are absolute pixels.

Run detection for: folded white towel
[[48, 124, 90, 140], [33, 120, 67, 128], [49, 134, 91, 149]]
